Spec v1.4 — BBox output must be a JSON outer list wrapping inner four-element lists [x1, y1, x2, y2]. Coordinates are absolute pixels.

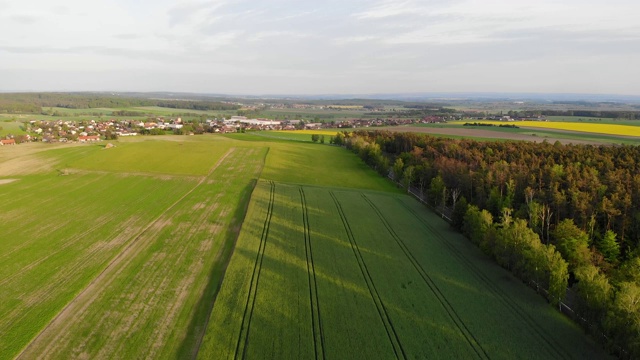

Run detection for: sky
[[1, 0, 639, 95]]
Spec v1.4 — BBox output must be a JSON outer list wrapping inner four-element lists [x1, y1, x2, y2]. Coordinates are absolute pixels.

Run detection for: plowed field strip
[[16, 148, 237, 359], [329, 191, 406, 360], [362, 194, 488, 359], [300, 187, 325, 360], [234, 180, 276, 360], [397, 199, 572, 360]]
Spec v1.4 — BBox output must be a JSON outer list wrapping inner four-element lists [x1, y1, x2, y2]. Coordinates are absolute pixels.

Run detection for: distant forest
[[0, 93, 240, 114], [335, 130, 640, 357]]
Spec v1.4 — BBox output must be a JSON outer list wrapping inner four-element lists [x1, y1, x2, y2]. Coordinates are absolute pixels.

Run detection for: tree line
[[0, 93, 240, 113], [333, 130, 640, 358], [524, 109, 640, 120]]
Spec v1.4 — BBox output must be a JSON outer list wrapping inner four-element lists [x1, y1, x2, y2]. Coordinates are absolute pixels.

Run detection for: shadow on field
[[175, 179, 258, 360]]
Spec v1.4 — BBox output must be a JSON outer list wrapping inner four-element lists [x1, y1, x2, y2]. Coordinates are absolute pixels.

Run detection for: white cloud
[[0, 0, 638, 95]]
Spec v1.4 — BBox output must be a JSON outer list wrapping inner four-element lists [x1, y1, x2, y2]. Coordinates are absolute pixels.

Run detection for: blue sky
[[1, 0, 639, 95]]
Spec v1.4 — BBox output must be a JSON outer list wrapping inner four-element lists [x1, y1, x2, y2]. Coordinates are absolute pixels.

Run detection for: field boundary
[[362, 194, 489, 360], [329, 191, 406, 360], [234, 180, 276, 360], [187, 148, 269, 359], [299, 187, 326, 360], [15, 147, 237, 359]]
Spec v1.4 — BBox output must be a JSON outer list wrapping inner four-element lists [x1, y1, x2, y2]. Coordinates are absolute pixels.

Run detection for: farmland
[[200, 180, 606, 359], [451, 120, 640, 138], [0, 133, 609, 359], [0, 120, 27, 136], [384, 123, 640, 145]]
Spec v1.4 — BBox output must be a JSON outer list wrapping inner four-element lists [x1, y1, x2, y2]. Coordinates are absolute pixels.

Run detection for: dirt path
[[15, 148, 237, 359]]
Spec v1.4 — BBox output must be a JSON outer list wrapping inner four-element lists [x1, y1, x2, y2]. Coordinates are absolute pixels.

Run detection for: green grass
[[226, 133, 399, 192], [130, 106, 236, 117], [17, 146, 269, 359], [0, 133, 610, 359], [0, 120, 27, 136], [201, 181, 608, 359], [261, 108, 370, 120], [43, 136, 232, 176], [0, 173, 193, 358]]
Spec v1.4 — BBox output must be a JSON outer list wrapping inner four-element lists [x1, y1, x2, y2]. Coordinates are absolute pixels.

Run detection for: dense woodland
[[334, 130, 640, 358], [0, 93, 240, 114]]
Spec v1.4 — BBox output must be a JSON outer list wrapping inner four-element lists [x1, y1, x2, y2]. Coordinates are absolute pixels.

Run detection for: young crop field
[[48, 136, 232, 176], [0, 133, 610, 359], [200, 181, 607, 359], [261, 108, 370, 120], [226, 134, 398, 192], [17, 146, 268, 359], [0, 172, 193, 358]]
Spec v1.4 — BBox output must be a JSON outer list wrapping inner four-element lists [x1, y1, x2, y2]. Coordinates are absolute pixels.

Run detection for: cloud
[[50, 5, 70, 15], [113, 34, 140, 40], [9, 15, 39, 24], [354, 1, 430, 19], [0, 0, 639, 95], [167, 1, 228, 27]]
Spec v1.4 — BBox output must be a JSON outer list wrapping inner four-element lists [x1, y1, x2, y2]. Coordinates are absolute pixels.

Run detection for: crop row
[[202, 182, 605, 359], [15, 146, 268, 359], [0, 173, 191, 358]]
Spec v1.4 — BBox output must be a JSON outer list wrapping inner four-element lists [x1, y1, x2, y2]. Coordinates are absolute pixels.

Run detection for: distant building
[[78, 135, 100, 142], [239, 119, 281, 126]]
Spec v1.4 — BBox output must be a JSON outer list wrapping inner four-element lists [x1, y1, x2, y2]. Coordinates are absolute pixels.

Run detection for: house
[[0, 139, 16, 145], [78, 135, 101, 142], [305, 123, 322, 129]]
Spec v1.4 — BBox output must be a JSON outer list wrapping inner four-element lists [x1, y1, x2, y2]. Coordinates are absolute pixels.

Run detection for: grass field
[[261, 108, 367, 120], [18, 146, 268, 359], [0, 134, 397, 359], [200, 181, 607, 359], [0, 120, 27, 136], [0, 133, 610, 359], [46, 136, 232, 176], [0, 172, 193, 357], [226, 134, 399, 192]]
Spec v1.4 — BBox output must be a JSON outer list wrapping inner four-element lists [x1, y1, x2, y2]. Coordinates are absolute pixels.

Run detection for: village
[[0, 114, 449, 145]]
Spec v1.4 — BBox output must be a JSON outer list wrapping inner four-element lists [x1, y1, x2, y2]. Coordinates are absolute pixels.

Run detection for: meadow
[[0, 120, 27, 136], [0, 133, 609, 359]]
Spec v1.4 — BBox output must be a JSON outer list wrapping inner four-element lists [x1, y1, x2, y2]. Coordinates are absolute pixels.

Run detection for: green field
[[0, 133, 609, 359], [0, 120, 27, 136], [261, 108, 370, 121], [200, 181, 606, 359], [2, 106, 235, 123]]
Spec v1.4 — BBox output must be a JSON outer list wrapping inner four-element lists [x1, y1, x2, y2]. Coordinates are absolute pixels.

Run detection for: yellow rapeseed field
[[456, 121, 640, 137]]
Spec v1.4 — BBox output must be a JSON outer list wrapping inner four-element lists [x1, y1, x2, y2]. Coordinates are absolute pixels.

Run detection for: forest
[[0, 93, 240, 113], [333, 130, 640, 358]]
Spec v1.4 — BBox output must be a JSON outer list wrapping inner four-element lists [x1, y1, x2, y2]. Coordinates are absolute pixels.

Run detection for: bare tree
[[451, 188, 461, 209]]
